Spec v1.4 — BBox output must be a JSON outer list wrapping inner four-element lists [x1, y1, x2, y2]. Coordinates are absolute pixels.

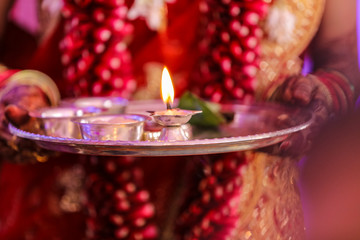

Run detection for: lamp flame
[[161, 67, 174, 109]]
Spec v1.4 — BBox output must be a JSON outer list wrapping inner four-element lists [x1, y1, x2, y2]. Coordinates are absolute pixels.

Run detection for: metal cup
[[73, 114, 146, 141], [30, 107, 102, 138]]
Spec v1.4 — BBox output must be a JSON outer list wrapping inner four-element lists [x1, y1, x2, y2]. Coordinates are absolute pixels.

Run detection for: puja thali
[[9, 100, 313, 157]]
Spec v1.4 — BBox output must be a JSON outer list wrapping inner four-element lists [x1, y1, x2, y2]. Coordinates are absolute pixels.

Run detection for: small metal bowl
[[60, 97, 128, 114], [143, 120, 163, 141], [149, 109, 202, 126], [30, 107, 101, 138], [73, 114, 146, 141]]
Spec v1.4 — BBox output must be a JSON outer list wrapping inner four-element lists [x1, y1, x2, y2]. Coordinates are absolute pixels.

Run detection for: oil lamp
[[149, 67, 201, 141]]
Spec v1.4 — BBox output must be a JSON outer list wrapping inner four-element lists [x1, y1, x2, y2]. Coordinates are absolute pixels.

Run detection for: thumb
[[4, 104, 30, 127]]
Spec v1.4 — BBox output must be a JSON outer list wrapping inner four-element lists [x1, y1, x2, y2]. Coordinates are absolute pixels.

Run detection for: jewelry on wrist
[[0, 69, 60, 106], [0, 67, 60, 163], [313, 69, 355, 114], [317, 70, 355, 108]]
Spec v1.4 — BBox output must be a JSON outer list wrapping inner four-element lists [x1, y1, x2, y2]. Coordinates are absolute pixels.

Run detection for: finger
[[279, 131, 309, 157], [281, 76, 298, 102], [4, 104, 30, 127], [292, 76, 316, 106]]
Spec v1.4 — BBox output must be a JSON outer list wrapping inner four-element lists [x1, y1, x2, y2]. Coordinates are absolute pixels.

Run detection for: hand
[[268, 74, 333, 157], [0, 85, 52, 163]]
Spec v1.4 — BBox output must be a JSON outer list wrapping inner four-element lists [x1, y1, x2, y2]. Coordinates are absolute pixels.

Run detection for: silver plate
[[9, 102, 313, 157]]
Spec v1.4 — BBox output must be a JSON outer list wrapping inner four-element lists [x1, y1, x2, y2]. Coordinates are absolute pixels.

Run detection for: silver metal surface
[[11, 102, 314, 157], [73, 114, 146, 141], [29, 107, 102, 139], [143, 130, 161, 141], [150, 109, 202, 126], [150, 108, 201, 141], [158, 126, 191, 141], [60, 97, 128, 114]]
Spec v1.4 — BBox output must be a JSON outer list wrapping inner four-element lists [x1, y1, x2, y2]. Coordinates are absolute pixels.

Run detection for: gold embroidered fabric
[[258, 0, 325, 99], [236, 152, 305, 239], [236, 2, 326, 238]]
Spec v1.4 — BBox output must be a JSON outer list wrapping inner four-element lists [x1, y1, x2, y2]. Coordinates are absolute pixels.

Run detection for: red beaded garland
[[60, 0, 135, 98], [60, 2, 157, 239], [192, 0, 271, 103], [176, 1, 271, 239], [176, 153, 246, 240], [86, 157, 158, 240]]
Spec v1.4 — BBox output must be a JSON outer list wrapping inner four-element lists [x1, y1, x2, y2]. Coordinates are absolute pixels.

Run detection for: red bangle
[[316, 70, 354, 112], [328, 71, 354, 108], [316, 72, 347, 113], [315, 73, 341, 114]]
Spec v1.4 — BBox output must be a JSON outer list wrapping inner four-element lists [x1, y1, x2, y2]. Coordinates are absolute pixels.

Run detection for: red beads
[[132, 203, 155, 219], [243, 11, 260, 26], [94, 27, 112, 42], [230, 41, 242, 59], [60, 0, 134, 98], [180, 2, 271, 236], [220, 57, 232, 74], [86, 159, 158, 240], [176, 153, 247, 239], [115, 227, 129, 239], [192, 0, 270, 103], [229, 3, 241, 16], [93, 8, 106, 22], [141, 225, 158, 238]]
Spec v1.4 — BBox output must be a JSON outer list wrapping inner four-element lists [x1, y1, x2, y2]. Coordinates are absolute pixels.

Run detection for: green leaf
[[178, 92, 225, 128]]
